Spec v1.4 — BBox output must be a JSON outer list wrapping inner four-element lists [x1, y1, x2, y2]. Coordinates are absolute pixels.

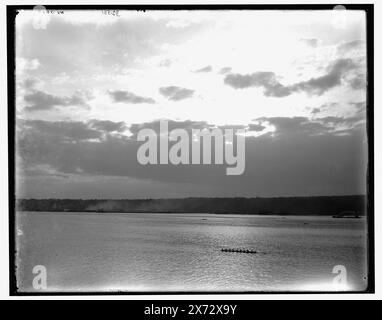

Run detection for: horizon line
[[16, 194, 367, 201]]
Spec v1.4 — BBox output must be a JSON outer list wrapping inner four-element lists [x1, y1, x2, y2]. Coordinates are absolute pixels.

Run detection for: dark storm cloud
[[318, 114, 366, 127], [224, 59, 359, 97], [248, 123, 266, 132], [159, 86, 194, 101], [22, 165, 69, 179], [299, 38, 319, 47], [24, 90, 89, 111], [241, 125, 367, 196], [194, 65, 212, 73], [18, 117, 367, 197], [257, 114, 365, 138], [129, 119, 212, 137], [108, 90, 155, 104], [21, 120, 102, 142], [258, 117, 330, 136], [88, 120, 126, 132]]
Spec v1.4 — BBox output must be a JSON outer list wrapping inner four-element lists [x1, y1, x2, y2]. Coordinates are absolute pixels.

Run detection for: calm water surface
[[16, 212, 368, 292]]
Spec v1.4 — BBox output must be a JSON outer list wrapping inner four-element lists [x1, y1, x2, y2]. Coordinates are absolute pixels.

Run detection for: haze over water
[[16, 212, 368, 292]]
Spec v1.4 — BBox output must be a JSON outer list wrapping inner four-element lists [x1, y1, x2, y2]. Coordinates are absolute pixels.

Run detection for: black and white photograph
[[9, 4, 373, 294]]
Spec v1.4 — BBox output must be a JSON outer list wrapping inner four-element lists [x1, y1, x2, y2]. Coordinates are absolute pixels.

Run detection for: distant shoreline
[[16, 195, 367, 216], [16, 211, 366, 218]]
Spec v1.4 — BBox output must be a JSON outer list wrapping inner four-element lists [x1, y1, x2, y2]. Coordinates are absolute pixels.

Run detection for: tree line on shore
[[16, 195, 366, 216]]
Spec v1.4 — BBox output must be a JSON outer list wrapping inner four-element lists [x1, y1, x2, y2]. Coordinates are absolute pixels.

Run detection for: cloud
[[159, 59, 172, 67], [21, 120, 103, 142], [224, 59, 359, 97], [219, 67, 232, 74], [129, 119, 213, 138], [224, 72, 291, 97], [291, 58, 357, 95], [16, 58, 40, 75], [108, 90, 155, 104], [337, 40, 365, 55], [24, 90, 89, 111], [217, 124, 246, 130], [248, 123, 266, 132], [15, 11, 368, 198], [159, 86, 194, 101], [22, 78, 40, 90], [17, 15, 206, 76], [310, 103, 339, 115], [88, 120, 126, 132], [166, 19, 193, 29], [17, 117, 367, 197], [22, 164, 69, 179], [194, 65, 212, 73], [299, 38, 319, 47], [257, 114, 365, 138], [259, 117, 329, 136], [348, 74, 366, 90], [318, 114, 365, 127], [350, 101, 366, 113]]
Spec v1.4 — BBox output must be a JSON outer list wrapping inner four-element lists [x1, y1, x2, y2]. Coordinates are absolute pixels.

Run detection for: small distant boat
[[221, 248, 257, 254]]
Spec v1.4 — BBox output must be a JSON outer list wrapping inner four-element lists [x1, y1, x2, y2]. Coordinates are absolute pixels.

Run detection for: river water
[[15, 212, 368, 292]]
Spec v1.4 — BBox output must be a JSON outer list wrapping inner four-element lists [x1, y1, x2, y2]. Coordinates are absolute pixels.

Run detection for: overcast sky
[[15, 9, 368, 198]]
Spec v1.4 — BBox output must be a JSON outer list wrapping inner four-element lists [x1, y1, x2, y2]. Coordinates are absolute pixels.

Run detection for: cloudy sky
[[15, 9, 368, 198]]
